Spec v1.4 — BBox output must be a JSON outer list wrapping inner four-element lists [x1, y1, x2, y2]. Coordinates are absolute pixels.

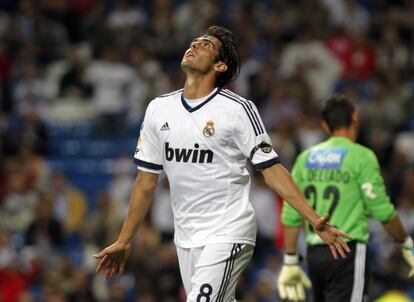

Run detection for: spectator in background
[[248, 60, 281, 112], [0, 229, 40, 302], [321, 0, 370, 34], [107, 0, 147, 31], [14, 0, 36, 43], [58, 46, 92, 99], [34, 16, 69, 63], [106, 0, 147, 50], [17, 143, 50, 192], [126, 47, 149, 125], [325, 26, 355, 79], [0, 229, 15, 267], [173, 0, 218, 47], [50, 171, 86, 237], [361, 76, 405, 144], [67, 269, 96, 302], [108, 155, 135, 219], [279, 25, 341, 102], [0, 169, 38, 233], [146, 0, 176, 62], [260, 82, 301, 131], [127, 46, 172, 129], [85, 46, 135, 137], [349, 32, 376, 81], [155, 243, 182, 300], [18, 108, 50, 156], [13, 64, 51, 119], [41, 254, 77, 301], [25, 193, 64, 249], [87, 190, 121, 248], [376, 25, 410, 74]]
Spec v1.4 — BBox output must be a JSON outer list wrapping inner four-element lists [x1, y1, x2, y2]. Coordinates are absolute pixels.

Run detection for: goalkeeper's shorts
[[307, 241, 369, 302], [176, 243, 254, 302]]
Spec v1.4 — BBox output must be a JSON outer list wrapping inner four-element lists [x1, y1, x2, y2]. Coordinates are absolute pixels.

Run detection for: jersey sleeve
[[358, 149, 396, 223], [133, 102, 163, 174], [232, 101, 280, 170], [281, 153, 305, 227]]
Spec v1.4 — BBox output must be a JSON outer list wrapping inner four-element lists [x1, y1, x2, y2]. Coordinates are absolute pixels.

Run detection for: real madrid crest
[[203, 120, 215, 137], [260, 142, 272, 153]]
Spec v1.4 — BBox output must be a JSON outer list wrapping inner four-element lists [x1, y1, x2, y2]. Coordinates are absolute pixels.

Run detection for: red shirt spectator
[[326, 31, 375, 80], [325, 31, 354, 77], [0, 259, 40, 302], [349, 33, 376, 80]]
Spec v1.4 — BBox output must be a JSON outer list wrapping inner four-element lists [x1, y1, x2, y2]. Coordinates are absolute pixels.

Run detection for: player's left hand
[[314, 215, 352, 259], [402, 237, 414, 279]]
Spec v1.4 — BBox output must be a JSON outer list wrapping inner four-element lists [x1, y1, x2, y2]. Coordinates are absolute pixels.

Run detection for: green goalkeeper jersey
[[282, 136, 396, 245]]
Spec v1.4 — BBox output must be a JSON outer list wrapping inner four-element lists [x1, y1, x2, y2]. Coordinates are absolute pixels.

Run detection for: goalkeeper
[[278, 95, 414, 302]]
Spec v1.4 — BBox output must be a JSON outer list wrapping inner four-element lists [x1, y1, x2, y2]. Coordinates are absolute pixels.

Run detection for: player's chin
[[180, 60, 191, 70], [181, 60, 199, 73]]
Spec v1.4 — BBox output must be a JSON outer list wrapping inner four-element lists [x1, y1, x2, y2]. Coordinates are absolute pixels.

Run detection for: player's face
[[181, 35, 222, 74]]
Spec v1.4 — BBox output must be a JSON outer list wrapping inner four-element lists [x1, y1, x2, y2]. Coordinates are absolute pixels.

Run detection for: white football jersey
[[134, 88, 280, 248]]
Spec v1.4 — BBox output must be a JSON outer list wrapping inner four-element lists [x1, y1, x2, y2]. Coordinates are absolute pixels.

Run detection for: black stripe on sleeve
[[246, 101, 264, 134], [134, 158, 163, 171], [224, 90, 264, 135], [252, 157, 281, 170], [219, 91, 259, 136]]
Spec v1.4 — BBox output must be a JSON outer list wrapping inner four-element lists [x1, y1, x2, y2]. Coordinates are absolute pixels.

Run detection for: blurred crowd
[[0, 0, 414, 301]]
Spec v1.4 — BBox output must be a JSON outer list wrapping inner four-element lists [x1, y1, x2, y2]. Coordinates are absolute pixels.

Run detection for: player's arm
[[262, 164, 351, 259], [94, 171, 159, 278], [383, 215, 408, 242], [284, 226, 301, 254], [359, 150, 414, 279]]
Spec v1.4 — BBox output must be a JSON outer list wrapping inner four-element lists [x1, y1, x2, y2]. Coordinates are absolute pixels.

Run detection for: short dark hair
[[203, 26, 240, 87], [321, 95, 355, 132]]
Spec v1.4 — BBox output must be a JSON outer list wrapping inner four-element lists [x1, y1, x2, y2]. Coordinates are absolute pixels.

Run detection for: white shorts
[[176, 243, 254, 302]]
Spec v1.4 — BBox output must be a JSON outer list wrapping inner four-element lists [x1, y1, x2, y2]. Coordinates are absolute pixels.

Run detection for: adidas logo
[[160, 122, 170, 131]]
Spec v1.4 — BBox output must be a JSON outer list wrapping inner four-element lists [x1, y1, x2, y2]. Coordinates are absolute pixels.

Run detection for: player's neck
[[183, 75, 217, 100], [331, 127, 356, 142]]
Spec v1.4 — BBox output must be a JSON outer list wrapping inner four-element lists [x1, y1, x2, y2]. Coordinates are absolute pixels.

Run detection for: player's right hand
[[277, 254, 312, 302], [94, 241, 132, 278], [402, 236, 414, 279]]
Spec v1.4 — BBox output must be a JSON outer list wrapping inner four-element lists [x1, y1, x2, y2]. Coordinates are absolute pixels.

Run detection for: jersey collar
[[328, 136, 353, 144], [181, 88, 221, 113]]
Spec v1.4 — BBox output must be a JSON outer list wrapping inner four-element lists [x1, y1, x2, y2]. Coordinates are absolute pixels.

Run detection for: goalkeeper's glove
[[277, 254, 312, 302], [402, 236, 414, 279]]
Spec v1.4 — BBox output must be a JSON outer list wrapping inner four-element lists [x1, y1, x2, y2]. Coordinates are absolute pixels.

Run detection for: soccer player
[[278, 95, 414, 302], [94, 26, 351, 301]]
